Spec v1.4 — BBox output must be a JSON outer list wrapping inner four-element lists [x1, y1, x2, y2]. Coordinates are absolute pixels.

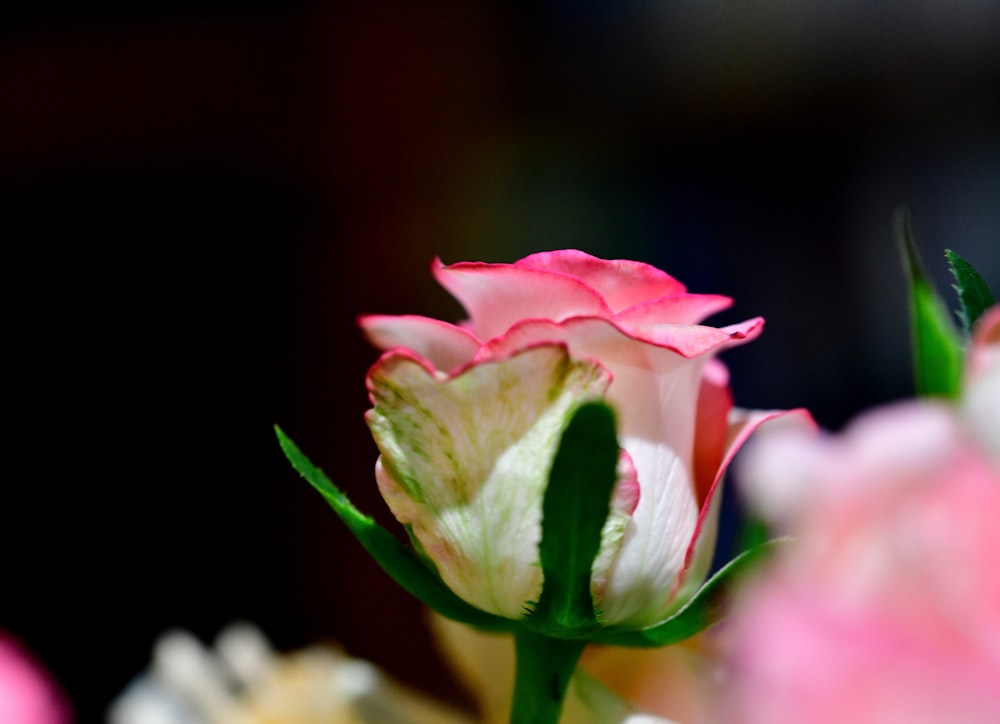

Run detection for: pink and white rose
[[362, 250, 790, 628]]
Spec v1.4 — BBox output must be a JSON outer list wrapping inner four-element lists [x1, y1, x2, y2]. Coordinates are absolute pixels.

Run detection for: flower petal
[[483, 317, 711, 626], [515, 250, 687, 312], [691, 360, 733, 509], [623, 317, 764, 358], [484, 316, 763, 362], [615, 294, 734, 327], [432, 258, 612, 341], [359, 314, 482, 373], [366, 344, 612, 619], [591, 449, 640, 611], [672, 407, 817, 611]]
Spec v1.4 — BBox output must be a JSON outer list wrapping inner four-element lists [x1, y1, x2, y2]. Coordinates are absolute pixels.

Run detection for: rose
[[361, 250, 788, 629]]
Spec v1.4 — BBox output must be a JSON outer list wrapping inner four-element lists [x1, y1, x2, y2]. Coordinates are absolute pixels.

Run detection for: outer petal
[[691, 360, 733, 508], [359, 314, 482, 373], [432, 258, 612, 341], [670, 406, 816, 613], [366, 344, 612, 619], [515, 250, 687, 313], [483, 318, 712, 626]]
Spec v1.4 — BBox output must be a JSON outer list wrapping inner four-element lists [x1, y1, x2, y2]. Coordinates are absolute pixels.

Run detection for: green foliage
[[275, 426, 512, 631], [278, 397, 786, 666], [528, 402, 620, 635], [278, 401, 776, 649], [946, 248, 996, 333], [896, 209, 964, 398]]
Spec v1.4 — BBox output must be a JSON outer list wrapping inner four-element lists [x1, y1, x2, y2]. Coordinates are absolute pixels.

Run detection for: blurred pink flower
[[0, 633, 70, 724], [725, 398, 1000, 724]]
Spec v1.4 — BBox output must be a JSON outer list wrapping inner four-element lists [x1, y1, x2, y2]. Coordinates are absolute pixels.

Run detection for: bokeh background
[[3, 1, 999, 720]]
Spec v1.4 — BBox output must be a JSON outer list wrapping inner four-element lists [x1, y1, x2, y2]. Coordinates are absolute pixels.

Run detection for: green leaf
[[946, 248, 996, 333], [896, 209, 964, 398], [274, 425, 512, 632], [528, 401, 620, 636], [593, 539, 782, 648]]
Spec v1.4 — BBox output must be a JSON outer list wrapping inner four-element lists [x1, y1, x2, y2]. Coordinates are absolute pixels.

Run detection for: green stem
[[510, 629, 586, 724]]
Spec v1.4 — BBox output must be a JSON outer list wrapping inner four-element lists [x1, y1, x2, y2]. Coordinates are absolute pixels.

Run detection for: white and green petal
[[366, 344, 617, 619]]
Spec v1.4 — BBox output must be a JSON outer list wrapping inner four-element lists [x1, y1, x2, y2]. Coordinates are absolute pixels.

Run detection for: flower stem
[[510, 629, 586, 724]]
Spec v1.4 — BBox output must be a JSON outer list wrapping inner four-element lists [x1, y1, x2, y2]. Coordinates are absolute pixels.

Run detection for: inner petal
[[433, 258, 612, 341], [515, 250, 687, 312]]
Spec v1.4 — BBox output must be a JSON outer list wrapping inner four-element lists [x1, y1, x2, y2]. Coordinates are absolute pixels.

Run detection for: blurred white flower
[[108, 622, 471, 724]]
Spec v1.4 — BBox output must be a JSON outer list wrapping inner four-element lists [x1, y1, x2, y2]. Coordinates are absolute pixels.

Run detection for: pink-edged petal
[[432, 257, 612, 341], [483, 314, 762, 362], [515, 249, 687, 312], [359, 314, 482, 373], [670, 407, 817, 610], [621, 317, 764, 358], [692, 359, 733, 508], [591, 449, 640, 608], [365, 344, 612, 619], [616, 294, 734, 327]]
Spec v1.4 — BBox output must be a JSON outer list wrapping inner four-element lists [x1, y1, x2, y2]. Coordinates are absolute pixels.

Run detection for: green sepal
[[592, 539, 782, 647], [526, 401, 620, 637], [275, 425, 513, 632], [946, 248, 996, 334], [897, 209, 964, 398], [736, 511, 770, 555]]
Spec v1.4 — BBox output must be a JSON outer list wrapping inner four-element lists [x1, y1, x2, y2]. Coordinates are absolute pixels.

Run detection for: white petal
[[366, 345, 612, 618]]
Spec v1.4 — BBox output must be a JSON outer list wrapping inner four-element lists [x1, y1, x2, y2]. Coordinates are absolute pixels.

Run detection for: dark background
[[3, 1, 999, 720]]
